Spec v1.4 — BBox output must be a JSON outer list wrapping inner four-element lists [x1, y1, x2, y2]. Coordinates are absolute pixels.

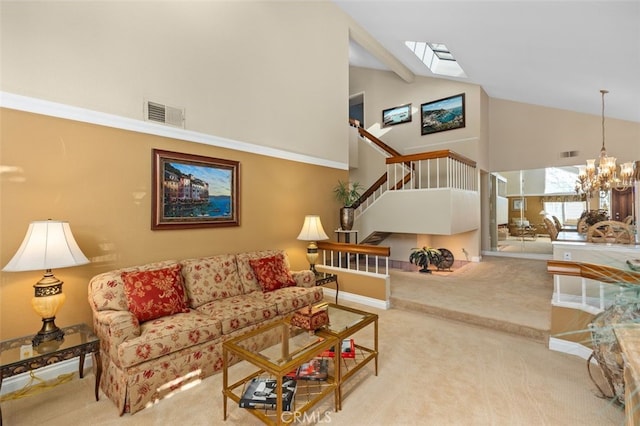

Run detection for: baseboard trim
[[549, 337, 594, 361], [0, 357, 93, 396], [322, 288, 389, 310]]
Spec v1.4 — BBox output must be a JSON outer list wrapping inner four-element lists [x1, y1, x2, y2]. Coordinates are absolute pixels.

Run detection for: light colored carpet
[[2, 257, 624, 425], [390, 256, 553, 341]]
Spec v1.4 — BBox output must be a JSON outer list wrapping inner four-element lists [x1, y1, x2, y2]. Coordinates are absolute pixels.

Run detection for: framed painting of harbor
[[152, 149, 240, 230], [420, 93, 465, 135], [382, 103, 412, 127]]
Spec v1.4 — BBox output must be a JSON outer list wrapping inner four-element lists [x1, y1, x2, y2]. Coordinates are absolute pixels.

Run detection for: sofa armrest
[[292, 270, 315, 288], [93, 310, 141, 359]]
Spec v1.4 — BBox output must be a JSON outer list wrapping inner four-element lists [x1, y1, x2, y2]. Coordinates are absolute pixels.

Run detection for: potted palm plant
[[333, 180, 363, 231], [409, 247, 442, 273]]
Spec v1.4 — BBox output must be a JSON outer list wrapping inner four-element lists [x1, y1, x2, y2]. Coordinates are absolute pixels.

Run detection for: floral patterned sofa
[[87, 249, 323, 415]]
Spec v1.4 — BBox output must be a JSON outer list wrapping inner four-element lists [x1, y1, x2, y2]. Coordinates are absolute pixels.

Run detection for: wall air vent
[[559, 150, 579, 158], [144, 100, 185, 128]]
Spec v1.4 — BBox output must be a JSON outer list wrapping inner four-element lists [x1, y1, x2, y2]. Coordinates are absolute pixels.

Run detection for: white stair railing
[[317, 241, 390, 276]]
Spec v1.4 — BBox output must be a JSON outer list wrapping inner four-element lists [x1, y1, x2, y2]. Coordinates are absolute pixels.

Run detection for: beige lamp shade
[[297, 215, 329, 273], [3, 220, 89, 271], [297, 215, 329, 241]]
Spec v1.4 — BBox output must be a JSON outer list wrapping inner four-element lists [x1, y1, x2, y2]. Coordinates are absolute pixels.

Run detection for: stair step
[[360, 231, 392, 245]]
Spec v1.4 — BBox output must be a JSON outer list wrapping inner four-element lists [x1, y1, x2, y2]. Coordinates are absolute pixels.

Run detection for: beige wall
[[550, 306, 594, 348], [489, 98, 640, 173], [0, 109, 346, 339], [0, 1, 349, 165], [348, 66, 486, 171], [326, 270, 388, 302]]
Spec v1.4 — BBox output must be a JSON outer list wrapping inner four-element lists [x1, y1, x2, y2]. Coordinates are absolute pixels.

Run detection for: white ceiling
[[336, 0, 640, 123]]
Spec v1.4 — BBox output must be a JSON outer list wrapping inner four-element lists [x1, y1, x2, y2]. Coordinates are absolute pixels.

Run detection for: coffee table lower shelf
[[222, 320, 340, 426], [223, 370, 337, 425]]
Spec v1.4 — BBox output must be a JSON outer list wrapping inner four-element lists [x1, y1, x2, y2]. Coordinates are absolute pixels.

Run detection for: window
[[544, 201, 584, 224], [405, 41, 467, 78]]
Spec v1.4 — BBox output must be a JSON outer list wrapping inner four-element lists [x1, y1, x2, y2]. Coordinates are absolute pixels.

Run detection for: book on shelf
[[238, 377, 297, 412], [296, 358, 329, 381], [319, 338, 355, 359]]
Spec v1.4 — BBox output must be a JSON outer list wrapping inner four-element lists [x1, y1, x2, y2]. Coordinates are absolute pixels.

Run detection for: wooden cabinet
[[611, 187, 633, 222]]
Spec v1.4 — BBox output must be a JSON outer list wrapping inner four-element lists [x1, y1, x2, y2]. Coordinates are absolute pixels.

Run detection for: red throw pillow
[[121, 264, 189, 322], [249, 254, 296, 292]]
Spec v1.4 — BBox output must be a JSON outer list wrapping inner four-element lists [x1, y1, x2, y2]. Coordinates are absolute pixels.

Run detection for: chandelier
[[575, 90, 635, 199]]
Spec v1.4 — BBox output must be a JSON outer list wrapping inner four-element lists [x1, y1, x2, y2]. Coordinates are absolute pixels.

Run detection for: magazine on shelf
[[296, 358, 329, 381], [319, 338, 355, 359], [238, 377, 297, 411]]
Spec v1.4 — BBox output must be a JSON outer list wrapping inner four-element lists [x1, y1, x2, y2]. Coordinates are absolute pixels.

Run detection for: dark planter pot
[[339, 207, 355, 230]]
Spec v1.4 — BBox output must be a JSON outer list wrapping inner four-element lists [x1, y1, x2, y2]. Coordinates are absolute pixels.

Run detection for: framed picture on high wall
[[382, 103, 412, 127], [513, 199, 526, 211], [420, 93, 466, 135], [152, 149, 240, 230]]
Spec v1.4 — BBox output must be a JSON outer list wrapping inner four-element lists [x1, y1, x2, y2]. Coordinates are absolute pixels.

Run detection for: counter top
[[615, 325, 640, 362], [614, 325, 640, 425], [556, 231, 587, 242]]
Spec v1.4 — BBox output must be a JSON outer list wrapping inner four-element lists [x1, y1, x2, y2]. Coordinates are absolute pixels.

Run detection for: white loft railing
[[548, 260, 640, 315], [355, 150, 477, 219], [316, 241, 390, 276], [553, 278, 633, 314], [386, 150, 477, 192]]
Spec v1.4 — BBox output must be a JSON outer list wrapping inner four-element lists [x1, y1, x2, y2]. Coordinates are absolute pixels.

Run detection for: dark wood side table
[[0, 323, 101, 425], [315, 272, 339, 304]]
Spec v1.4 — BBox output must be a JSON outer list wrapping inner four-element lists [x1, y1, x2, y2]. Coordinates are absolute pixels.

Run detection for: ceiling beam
[[347, 18, 414, 84]]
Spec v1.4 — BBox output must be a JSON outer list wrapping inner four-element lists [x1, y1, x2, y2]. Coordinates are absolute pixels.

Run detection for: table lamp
[[2, 220, 90, 347], [297, 215, 329, 273]]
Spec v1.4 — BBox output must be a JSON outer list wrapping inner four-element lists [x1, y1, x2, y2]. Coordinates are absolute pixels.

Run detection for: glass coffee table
[[316, 303, 378, 410], [222, 321, 339, 425]]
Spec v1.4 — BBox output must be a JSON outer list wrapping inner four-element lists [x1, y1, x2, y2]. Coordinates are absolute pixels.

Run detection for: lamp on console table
[[2, 220, 90, 348], [297, 215, 329, 273]]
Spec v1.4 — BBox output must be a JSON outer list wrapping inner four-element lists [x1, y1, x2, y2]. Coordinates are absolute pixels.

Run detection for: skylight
[[405, 41, 467, 78]]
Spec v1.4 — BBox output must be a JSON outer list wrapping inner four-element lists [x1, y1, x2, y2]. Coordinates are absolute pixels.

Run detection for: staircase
[[345, 121, 481, 257], [360, 231, 392, 245]]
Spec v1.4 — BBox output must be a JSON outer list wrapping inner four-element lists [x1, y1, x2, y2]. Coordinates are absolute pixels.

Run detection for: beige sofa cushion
[[180, 254, 244, 308], [196, 294, 279, 335], [249, 286, 324, 315], [117, 311, 222, 369]]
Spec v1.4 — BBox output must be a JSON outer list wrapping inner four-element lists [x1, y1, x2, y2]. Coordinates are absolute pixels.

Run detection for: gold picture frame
[[152, 149, 240, 230]]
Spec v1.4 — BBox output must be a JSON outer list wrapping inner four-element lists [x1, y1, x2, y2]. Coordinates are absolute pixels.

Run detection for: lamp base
[[32, 317, 65, 347], [31, 271, 66, 348], [306, 242, 319, 274]]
